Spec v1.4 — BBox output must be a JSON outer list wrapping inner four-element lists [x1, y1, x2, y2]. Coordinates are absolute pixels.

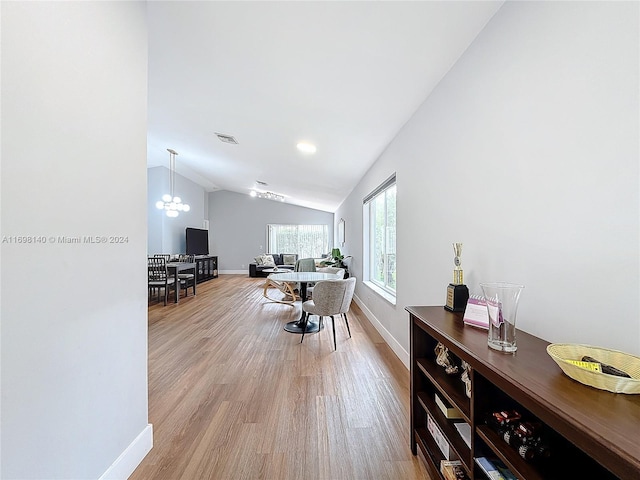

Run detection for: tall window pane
[[365, 176, 396, 296], [372, 194, 385, 283], [267, 224, 329, 258], [386, 185, 396, 290]]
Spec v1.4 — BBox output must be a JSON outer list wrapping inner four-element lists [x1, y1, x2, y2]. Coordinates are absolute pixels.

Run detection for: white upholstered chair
[[315, 266, 346, 278], [307, 267, 345, 298], [300, 277, 356, 350]]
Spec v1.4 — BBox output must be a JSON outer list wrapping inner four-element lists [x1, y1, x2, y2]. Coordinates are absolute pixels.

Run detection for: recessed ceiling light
[[297, 142, 317, 154]]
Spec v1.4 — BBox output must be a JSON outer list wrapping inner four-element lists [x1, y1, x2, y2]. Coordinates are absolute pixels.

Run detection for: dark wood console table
[[407, 306, 640, 480], [195, 255, 218, 283]]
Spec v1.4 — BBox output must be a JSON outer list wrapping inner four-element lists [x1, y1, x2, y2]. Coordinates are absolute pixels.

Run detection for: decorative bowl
[[546, 343, 640, 394]]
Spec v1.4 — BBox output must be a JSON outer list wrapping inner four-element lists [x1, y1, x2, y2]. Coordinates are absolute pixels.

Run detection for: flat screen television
[[185, 227, 209, 256]]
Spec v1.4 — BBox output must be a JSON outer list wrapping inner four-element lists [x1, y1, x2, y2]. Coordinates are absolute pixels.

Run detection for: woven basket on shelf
[[546, 343, 640, 394]]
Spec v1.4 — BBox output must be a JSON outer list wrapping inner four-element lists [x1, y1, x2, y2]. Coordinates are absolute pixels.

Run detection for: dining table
[[166, 262, 196, 304], [267, 271, 340, 334]]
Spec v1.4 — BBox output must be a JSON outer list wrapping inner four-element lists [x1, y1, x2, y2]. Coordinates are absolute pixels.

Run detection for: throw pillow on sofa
[[254, 255, 265, 265], [282, 254, 297, 266], [262, 254, 276, 267]]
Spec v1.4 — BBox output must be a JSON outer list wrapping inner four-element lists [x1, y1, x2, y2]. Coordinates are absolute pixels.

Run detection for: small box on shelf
[[427, 413, 453, 460], [454, 422, 471, 449], [435, 392, 464, 419]]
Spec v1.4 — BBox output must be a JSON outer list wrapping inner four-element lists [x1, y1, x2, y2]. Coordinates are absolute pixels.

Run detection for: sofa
[[249, 253, 298, 277]]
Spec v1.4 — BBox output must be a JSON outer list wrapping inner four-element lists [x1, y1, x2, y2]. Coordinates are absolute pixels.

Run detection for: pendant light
[[155, 148, 190, 217]]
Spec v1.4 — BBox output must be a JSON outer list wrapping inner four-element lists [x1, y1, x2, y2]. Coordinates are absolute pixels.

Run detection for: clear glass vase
[[480, 282, 524, 353]]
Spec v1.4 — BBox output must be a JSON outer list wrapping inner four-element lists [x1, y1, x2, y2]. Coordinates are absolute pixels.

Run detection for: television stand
[[194, 255, 218, 283]]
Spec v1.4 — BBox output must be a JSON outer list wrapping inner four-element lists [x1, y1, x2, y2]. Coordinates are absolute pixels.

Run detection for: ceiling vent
[[215, 132, 238, 144]]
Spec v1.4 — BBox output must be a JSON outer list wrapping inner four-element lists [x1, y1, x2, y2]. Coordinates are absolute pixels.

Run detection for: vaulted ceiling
[[147, 1, 503, 212]]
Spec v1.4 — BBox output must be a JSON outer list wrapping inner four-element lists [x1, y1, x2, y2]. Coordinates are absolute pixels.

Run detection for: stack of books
[[440, 460, 467, 480], [474, 457, 517, 480]]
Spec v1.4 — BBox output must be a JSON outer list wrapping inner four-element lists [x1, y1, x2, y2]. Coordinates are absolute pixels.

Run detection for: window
[[267, 224, 329, 258], [364, 174, 396, 298]]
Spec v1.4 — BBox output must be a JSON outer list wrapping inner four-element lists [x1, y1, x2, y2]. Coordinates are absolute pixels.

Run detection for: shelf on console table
[[194, 255, 218, 283], [407, 305, 640, 480]]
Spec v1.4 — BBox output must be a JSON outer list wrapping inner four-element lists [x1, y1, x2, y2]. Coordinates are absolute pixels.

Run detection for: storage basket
[[547, 343, 640, 394]]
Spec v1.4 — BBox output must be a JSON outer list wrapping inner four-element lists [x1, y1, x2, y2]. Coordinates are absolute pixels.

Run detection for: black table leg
[[283, 281, 321, 334]]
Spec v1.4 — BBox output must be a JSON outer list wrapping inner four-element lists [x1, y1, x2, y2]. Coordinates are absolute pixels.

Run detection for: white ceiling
[[147, 1, 503, 212]]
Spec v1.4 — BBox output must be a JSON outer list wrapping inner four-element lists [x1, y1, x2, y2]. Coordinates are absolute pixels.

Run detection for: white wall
[[337, 1, 640, 365], [209, 190, 334, 272], [147, 166, 208, 255], [1, 2, 151, 479], [147, 166, 166, 255]]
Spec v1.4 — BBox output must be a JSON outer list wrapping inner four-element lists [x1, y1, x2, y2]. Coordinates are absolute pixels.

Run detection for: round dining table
[[267, 271, 339, 334]]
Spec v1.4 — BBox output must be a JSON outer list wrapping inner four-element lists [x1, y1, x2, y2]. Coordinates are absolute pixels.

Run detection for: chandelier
[[155, 148, 190, 217], [250, 190, 285, 202]]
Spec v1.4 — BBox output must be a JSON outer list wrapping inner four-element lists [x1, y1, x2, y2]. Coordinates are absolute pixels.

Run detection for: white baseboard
[[353, 294, 410, 369], [220, 270, 248, 275], [99, 424, 153, 480]]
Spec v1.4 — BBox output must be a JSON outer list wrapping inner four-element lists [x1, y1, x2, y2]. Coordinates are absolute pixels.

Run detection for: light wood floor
[[131, 275, 429, 480]]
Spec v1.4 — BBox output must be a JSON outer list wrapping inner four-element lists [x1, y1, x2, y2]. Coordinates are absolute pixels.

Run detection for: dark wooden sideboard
[[406, 306, 640, 480], [195, 255, 218, 283]]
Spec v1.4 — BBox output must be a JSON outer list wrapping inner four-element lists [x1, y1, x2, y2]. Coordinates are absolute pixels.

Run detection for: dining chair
[[339, 275, 356, 330], [316, 266, 346, 278], [153, 253, 171, 262], [292, 257, 317, 300], [148, 256, 176, 306], [300, 277, 356, 350], [307, 267, 345, 298], [295, 258, 317, 272], [176, 254, 196, 297]]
